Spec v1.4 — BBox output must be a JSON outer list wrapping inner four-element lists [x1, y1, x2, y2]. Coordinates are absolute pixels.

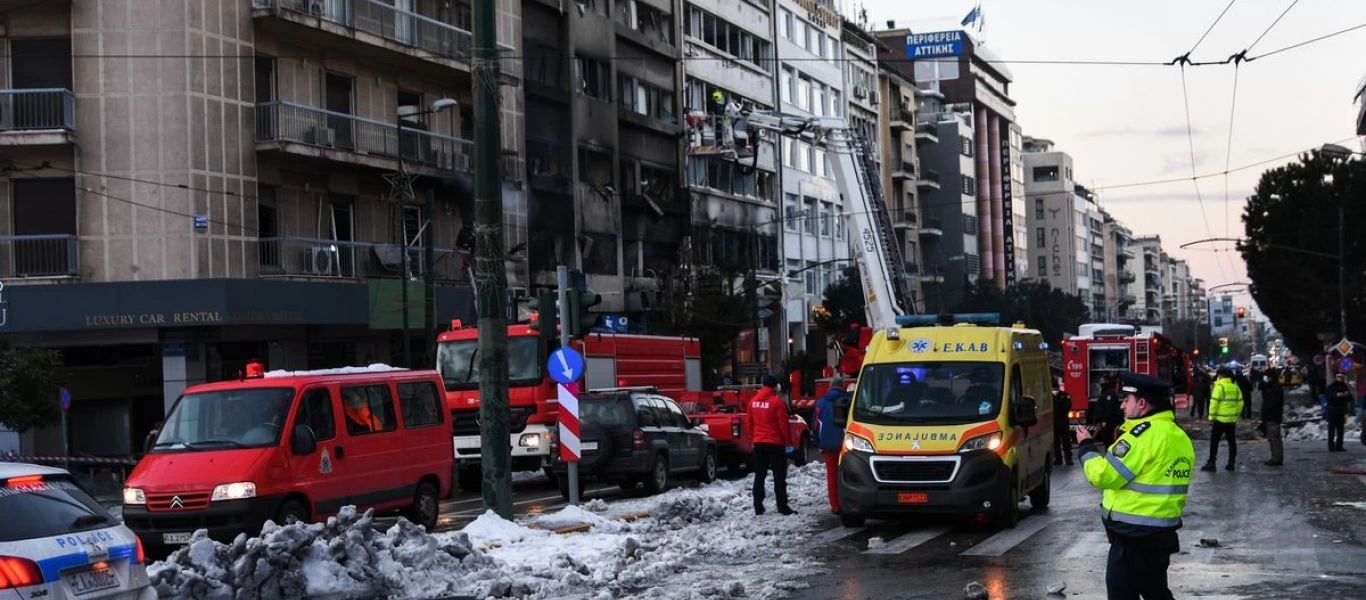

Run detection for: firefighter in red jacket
[[746, 374, 796, 515]]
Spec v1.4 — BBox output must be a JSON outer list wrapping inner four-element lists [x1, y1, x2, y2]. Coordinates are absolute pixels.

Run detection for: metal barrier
[[0, 234, 78, 277], [257, 101, 474, 173], [0, 89, 74, 131]]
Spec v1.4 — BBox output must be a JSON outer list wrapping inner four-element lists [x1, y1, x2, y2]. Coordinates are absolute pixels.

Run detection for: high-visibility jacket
[[1209, 377, 1244, 424], [1080, 410, 1195, 532]]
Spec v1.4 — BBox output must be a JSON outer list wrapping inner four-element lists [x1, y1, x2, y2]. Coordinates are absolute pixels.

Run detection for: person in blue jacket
[[813, 375, 852, 514]]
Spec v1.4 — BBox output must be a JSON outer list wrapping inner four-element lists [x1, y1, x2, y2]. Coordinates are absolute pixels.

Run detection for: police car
[[0, 463, 154, 599]]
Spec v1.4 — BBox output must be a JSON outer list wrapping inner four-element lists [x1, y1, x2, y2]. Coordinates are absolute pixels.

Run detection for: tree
[[649, 266, 752, 388], [951, 279, 1090, 345], [812, 266, 867, 337], [1241, 150, 1366, 358], [0, 342, 63, 434]]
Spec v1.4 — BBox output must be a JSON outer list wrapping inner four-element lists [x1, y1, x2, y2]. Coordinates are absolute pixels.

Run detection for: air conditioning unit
[[902, 211, 917, 224], [309, 126, 336, 147], [304, 245, 340, 276], [853, 86, 867, 99], [869, 91, 880, 106]]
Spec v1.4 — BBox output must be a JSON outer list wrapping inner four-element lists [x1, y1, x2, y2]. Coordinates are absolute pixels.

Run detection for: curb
[[536, 511, 653, 535]]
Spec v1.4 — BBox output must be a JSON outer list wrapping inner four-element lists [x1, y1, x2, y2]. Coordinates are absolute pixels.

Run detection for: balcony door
[[7, 38, 72, 130], [325, 72, 354, 150], [11, 178, 75, 276]]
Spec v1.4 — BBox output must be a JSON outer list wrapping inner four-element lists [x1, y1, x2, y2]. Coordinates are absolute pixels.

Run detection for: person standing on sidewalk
[[1325, 373, 1354, 452], [1053, 386, 1074, 465], [812, 376, 851, 514], [1236, 370, 1255, 420], [1202, 368, 1244, 472], [1260, 369, 1285, 466], [746, 374, 796, 515]]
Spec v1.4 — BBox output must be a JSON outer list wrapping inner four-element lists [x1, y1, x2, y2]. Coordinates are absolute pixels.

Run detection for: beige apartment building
[[0, 0, 525, 456]]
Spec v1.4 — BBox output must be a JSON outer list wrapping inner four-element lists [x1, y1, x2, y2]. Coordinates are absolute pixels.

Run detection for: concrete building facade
[[0, 0, 527, 456], [868, 32, 928, 313]]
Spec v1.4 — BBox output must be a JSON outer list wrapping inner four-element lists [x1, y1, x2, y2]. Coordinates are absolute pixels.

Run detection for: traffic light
[[1219, 337, 1229, 348], [1193, 348, 1200, 356], [530, 290, 559, 343], [1235, 306, 1247, 319], [1221, 346, 1229, 355], [566, 290, 603, 336]]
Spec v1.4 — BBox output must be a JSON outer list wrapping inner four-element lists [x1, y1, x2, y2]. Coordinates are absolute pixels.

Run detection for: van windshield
[[154, 388, 295, 451], [854, 362, 1005, 425], [438, 336, 542, 390]]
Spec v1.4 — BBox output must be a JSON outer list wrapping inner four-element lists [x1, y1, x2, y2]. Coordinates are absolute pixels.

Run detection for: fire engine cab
[[1059, 323, 1189, 423], [436, 321, 702, 490]]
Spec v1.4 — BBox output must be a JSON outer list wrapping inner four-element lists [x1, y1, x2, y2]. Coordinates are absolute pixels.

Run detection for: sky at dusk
[[855, 0, 1366, 320]]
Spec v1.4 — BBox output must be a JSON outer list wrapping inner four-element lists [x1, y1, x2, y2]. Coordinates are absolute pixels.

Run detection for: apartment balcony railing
[[258, 237, 467, 281], [0, 234, 78, 278], [914, 123, 938, 143], [0, 89, 74, 131], [919, 217, 943, 237], [917, 168, 941, 186], [257, 101, 473, 173], [254, 0, 473, 60]]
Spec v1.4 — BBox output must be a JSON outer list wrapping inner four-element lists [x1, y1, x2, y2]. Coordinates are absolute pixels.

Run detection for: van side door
[[337, 382, 407, 514], [288, 385, 346, 516], [398, 378, 450, 494]]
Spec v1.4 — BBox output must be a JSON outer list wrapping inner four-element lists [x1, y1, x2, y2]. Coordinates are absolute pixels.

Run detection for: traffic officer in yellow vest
[[1075, 372, 1195, 600], [1202, 367, 1244, 472]]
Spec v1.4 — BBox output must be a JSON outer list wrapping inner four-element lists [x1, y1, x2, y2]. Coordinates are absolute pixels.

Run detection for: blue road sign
[[59, 387, 71, 412], [548, 347, 584, 384]]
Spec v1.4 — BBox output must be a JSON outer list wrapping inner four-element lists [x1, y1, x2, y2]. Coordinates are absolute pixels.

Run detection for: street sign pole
[[59, 387, 70, 470], [557, 265, 580, 504]]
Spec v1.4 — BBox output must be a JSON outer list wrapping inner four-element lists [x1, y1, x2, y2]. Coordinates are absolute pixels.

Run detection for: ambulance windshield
[[438, 336, 542, 390], [154, 388, 295, 451], [853, 362, 1004, 424]]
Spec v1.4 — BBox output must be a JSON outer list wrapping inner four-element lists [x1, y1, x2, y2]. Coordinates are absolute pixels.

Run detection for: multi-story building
[[907, 94, 977, 312], [681, 0, 781, 371], [1021, 136, 1075, 293], [524, 0, 687, 316], [0, 0, 526, 455], [1135, 236, 1164, 324], [1082, 189, 1106, 318], [870, 33, 928, 313], [774, 0, 848, 356], [1162, 257, 1192, 323], [1208, 294, 1236, 337], [1104, 214, 1137, 322]]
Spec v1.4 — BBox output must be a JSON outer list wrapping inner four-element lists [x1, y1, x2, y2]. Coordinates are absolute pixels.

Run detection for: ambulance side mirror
[[291, 424, 318, 455], [1013, 396, 1039, 428]]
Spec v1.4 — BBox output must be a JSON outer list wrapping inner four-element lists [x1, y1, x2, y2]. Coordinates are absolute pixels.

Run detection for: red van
[[121, 365, 452, 553]]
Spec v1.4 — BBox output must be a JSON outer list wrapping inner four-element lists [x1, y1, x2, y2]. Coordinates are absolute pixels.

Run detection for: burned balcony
[[256, 101, 473, 176], [258, 237, 468, 281]]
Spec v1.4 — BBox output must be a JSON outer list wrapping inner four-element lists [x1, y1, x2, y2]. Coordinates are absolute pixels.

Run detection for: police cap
[[1118, 372, 1172, 409]]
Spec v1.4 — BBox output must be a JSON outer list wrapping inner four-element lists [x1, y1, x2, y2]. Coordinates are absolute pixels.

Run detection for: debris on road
[[1198, 538, 1221, 548], [964, 580, 988, 600], [867, 536, 886, 549], [1047, 582, 1067, 595]]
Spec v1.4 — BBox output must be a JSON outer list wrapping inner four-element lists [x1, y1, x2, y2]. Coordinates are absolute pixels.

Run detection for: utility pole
[[473, 0, 512, 518], [424, 187, 437, 364], [1339, 202, 1348, 340]]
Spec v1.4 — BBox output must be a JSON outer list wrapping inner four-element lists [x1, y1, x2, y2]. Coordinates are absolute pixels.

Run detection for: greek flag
[[960, 4, 981, 27]]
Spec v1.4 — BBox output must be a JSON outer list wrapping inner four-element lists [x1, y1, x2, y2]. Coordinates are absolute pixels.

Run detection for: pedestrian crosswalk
[[863, 527, 952, 555]]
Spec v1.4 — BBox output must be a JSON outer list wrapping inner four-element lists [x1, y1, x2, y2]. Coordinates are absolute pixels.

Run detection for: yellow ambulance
[[837, 313, 1054, 528]]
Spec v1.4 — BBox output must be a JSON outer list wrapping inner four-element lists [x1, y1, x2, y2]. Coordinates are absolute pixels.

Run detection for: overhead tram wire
[[1178, 64, 1232, 282], [1247, 0, 1301, 52]]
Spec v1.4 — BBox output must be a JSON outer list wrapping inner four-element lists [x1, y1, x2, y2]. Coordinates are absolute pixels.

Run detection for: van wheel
[[840, 513, 866, 528], [457, 466, 482, 492], [998, 480, 1020, 529], [644, 454, 670, 494], [1030, 464, 1052, 511], [406, 481, 440, 530], [276, 499, 309, 526], [697, 448, 718, 483]]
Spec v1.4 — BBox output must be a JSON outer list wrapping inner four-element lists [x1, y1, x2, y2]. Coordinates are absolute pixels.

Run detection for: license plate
[[897, 492, 929, 504], [66, 566, 118, 595], [581, 441, 599, 451], [162, 532, 193, 545]]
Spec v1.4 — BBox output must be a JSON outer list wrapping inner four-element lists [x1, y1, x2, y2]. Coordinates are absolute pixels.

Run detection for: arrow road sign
[[548, 347, 584, 384], [59, 387, 70, 412]]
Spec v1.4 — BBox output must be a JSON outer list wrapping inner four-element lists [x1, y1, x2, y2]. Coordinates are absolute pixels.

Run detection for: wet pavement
[[789, 430, 1366, 598]]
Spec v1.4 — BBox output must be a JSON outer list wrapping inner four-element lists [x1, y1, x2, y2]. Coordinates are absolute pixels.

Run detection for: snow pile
[[263, 364, 407, 378], [148, 506, 511, 600], [1284, 420, 1362, 442], [151, 464, 833, 599]]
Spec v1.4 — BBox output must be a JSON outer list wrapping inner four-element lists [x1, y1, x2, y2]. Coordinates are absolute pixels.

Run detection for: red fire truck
[[1059, 323, 1191, 423], [437, 321, 705, 490]]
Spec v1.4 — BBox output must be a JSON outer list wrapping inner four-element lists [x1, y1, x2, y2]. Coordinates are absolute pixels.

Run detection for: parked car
[[122, 364, 453, 556], [551, 387, 717, 498], [0, 463, 155, 600]]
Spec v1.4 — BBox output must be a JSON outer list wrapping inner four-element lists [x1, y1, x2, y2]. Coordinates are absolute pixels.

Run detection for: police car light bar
[[895, 313, 1001, 327]]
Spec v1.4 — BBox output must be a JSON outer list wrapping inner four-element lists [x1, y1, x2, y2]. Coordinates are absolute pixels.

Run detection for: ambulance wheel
[[407, 481, 440, 530], [276, 499, 309, 526], [998, 480, 1020, 529], [1030, 463, 1052, 511], [840, 512, 866, 528]]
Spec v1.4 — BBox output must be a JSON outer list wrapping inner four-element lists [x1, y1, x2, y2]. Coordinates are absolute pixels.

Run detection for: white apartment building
[[775, 0, 849, 355]]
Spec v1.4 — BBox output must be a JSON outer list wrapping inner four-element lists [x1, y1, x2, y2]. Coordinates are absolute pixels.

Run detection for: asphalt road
[[786, 437, 1366, 599]]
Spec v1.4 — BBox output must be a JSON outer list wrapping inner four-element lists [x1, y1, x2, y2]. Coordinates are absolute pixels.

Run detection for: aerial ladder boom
[[732, 111, 914, 331]]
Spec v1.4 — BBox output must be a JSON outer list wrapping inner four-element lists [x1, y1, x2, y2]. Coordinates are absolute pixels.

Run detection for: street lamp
[[391, 97, 458, 368], [1320, 143, 1355, 340]]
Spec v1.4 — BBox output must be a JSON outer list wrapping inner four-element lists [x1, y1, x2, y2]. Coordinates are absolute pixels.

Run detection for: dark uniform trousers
[[1106, 530, 1178, 600], [751, 443, 789, 511]]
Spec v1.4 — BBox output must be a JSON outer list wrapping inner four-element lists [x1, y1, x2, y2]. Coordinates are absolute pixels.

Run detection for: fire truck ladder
[[842, 131, 914, 320]]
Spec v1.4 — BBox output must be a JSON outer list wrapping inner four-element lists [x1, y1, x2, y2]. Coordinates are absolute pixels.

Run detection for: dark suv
[[552, 388, 717, 498]]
